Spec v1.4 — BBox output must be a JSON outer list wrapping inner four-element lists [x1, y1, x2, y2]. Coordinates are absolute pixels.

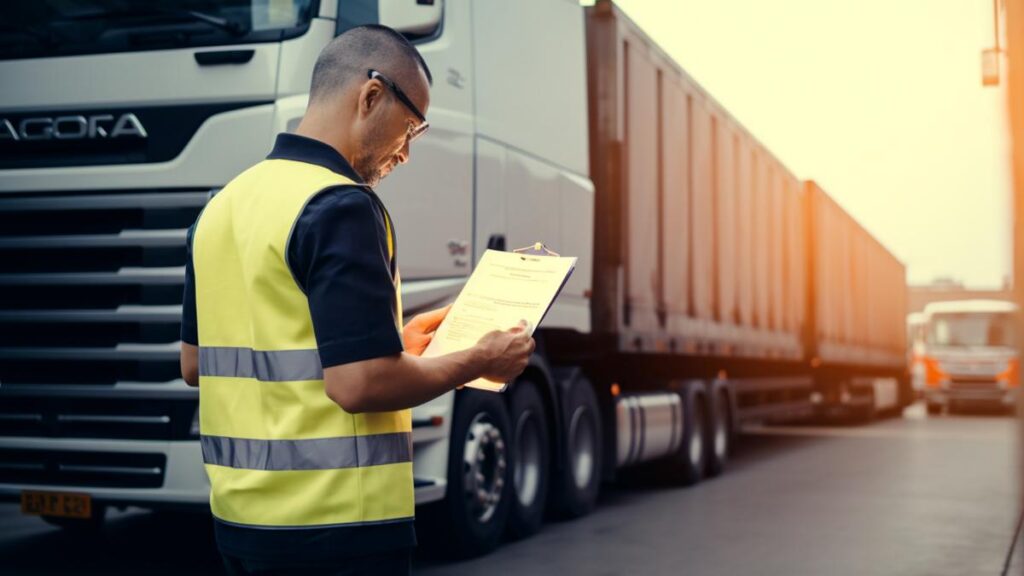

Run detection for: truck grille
[[949, 378, 998, 391], [0, 396, 197, 440], [0, 448, 165, 488], [0, 189, 208, 385]]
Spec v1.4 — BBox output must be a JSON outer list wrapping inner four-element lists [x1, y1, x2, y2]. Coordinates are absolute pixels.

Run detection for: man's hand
[[475, 320, 535, 384], [402, 304, 451, 356], [324, 318, 534, 414]]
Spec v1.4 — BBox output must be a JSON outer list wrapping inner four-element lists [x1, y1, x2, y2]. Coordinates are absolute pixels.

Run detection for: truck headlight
[[996, 358, 1019, 388]]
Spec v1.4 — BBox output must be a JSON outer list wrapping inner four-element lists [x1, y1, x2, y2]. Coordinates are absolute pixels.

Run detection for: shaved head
[[298, 25, 432, 187], [309, 25, 432, 104]]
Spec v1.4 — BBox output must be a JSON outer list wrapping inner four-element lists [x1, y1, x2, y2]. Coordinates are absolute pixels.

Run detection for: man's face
[[352, 69, 430, 187]]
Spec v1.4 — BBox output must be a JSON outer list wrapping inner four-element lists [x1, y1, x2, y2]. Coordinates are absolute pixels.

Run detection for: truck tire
[[550, 373, 602, 519], [665, 383, 707, 486], [505, 379, 551, 540], [426, 389, 513, 559], [705, 386, 731, 478]]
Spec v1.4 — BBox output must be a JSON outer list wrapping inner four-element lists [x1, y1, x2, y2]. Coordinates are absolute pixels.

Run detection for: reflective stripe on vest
[[199, 347, 323, 381], [201, 432, 413, 470], [193, 158, 411, 529]]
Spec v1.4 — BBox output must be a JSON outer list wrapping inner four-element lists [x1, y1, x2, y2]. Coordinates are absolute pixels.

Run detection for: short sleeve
[[180, 222, 199, 346], [288, 187, 404, 368]]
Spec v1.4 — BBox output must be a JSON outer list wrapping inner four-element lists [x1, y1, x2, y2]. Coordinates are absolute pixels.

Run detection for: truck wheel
[[505, 379, 551, 540], [705, 387, 731, 478], [665, 384, 706, 486], [41, 505, 106, 532], [551, 373, 602, 519], [431, 390, 513, 559]]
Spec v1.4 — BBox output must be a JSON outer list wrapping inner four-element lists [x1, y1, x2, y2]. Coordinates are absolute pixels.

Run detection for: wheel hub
[[463, 413, 507, 523]]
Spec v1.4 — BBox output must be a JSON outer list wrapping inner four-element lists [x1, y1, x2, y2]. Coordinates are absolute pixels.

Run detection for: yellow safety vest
[[192, 158, 412, 529]]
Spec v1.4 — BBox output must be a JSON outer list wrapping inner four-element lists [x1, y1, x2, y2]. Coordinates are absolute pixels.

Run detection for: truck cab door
[[348, 0, 475, 307]]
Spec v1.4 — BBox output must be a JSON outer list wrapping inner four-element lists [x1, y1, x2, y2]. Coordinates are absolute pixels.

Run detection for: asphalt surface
[[0, 405, 1018, 576]]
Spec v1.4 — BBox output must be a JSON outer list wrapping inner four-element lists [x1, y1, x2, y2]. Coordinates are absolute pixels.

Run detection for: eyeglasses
[[368, 69, 429, 142]]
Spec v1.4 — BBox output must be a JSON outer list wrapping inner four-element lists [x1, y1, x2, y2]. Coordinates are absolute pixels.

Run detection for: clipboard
[[511, 243, 575, 337], [513, 242, 561, 257], [422, 242, 576, 392]]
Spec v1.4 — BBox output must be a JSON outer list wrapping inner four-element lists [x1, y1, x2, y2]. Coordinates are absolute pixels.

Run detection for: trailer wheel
[[551, 373, 602, 519], [665, 383, 706, 486], [425, 389, 512, 559], [505, 379, 551, 540], [705, 387, 731, 477]]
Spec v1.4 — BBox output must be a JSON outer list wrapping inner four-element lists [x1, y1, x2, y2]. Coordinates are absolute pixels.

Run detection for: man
[[179, 25, 534, 575]]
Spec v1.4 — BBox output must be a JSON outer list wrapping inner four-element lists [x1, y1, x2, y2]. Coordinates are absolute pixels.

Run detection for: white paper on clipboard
[[421, 246, 576, 392]]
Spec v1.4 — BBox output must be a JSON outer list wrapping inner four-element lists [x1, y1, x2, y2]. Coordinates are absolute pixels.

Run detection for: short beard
[[354, 158, 383, 188], [352, 124, 389, 187]]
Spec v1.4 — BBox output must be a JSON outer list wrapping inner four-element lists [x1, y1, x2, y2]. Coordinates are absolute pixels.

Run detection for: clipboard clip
[[512, 242, 560, 257]]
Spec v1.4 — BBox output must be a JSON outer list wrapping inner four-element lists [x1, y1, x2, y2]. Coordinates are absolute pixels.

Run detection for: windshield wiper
[[61, 7, 249, 36]]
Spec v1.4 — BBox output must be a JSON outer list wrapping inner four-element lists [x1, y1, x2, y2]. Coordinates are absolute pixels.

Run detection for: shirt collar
[[266, 133, 365, 184]]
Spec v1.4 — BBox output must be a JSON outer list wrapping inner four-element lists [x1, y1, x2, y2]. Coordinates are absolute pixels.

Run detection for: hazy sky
[[612, 0, 1012, 288]]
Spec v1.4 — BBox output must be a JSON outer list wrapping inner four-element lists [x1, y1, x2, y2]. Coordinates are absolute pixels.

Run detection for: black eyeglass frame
[[368, 69, 429, 141]]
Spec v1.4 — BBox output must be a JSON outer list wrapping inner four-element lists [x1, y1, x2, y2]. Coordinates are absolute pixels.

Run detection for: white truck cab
[[0, 0, 593, 556], [920, 300, 1020, 414]]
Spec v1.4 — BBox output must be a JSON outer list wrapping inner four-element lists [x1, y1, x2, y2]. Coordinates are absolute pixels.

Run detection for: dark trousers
[[221, 549, 412, 576]]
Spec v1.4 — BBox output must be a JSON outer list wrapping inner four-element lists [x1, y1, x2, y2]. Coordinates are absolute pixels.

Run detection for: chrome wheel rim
[[463, 412, 506, 523], [513, 408, 542, 508]]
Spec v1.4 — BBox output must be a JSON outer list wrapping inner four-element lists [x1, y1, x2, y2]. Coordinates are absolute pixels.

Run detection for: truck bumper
[[0, 429, 450, 510], [0, 437, 210, 509], [924, 387, 1018, 409]]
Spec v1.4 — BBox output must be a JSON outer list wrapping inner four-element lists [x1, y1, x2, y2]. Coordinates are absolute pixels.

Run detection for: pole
[[1006, 0, 1024, 566], [996, 0, 1002, 53]]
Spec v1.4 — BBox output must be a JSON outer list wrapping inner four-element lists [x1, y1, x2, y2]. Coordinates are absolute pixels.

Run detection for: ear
[[359, 80, 386, 119]]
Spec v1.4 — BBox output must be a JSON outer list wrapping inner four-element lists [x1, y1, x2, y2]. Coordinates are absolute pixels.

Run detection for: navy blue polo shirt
[[181, 133, 404, 365], [181, 133, 414, 561]]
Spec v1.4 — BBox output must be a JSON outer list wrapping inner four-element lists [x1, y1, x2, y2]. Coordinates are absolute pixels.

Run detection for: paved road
[[0, 406, 1018, 576]]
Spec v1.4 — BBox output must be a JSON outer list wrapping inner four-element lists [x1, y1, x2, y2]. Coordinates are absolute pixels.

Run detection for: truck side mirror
[[378, 0, 443, 38]]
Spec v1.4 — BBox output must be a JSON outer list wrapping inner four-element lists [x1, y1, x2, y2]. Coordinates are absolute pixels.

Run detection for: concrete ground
[[0, 404, 1018, 576]]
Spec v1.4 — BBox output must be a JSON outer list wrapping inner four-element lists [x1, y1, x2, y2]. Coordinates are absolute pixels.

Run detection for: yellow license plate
[[21, 491, 91, 519]]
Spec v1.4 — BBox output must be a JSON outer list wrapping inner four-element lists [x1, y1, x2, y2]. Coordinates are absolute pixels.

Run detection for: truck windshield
[[927, 312, 1015, 349], [0, 0, 316, 61]]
